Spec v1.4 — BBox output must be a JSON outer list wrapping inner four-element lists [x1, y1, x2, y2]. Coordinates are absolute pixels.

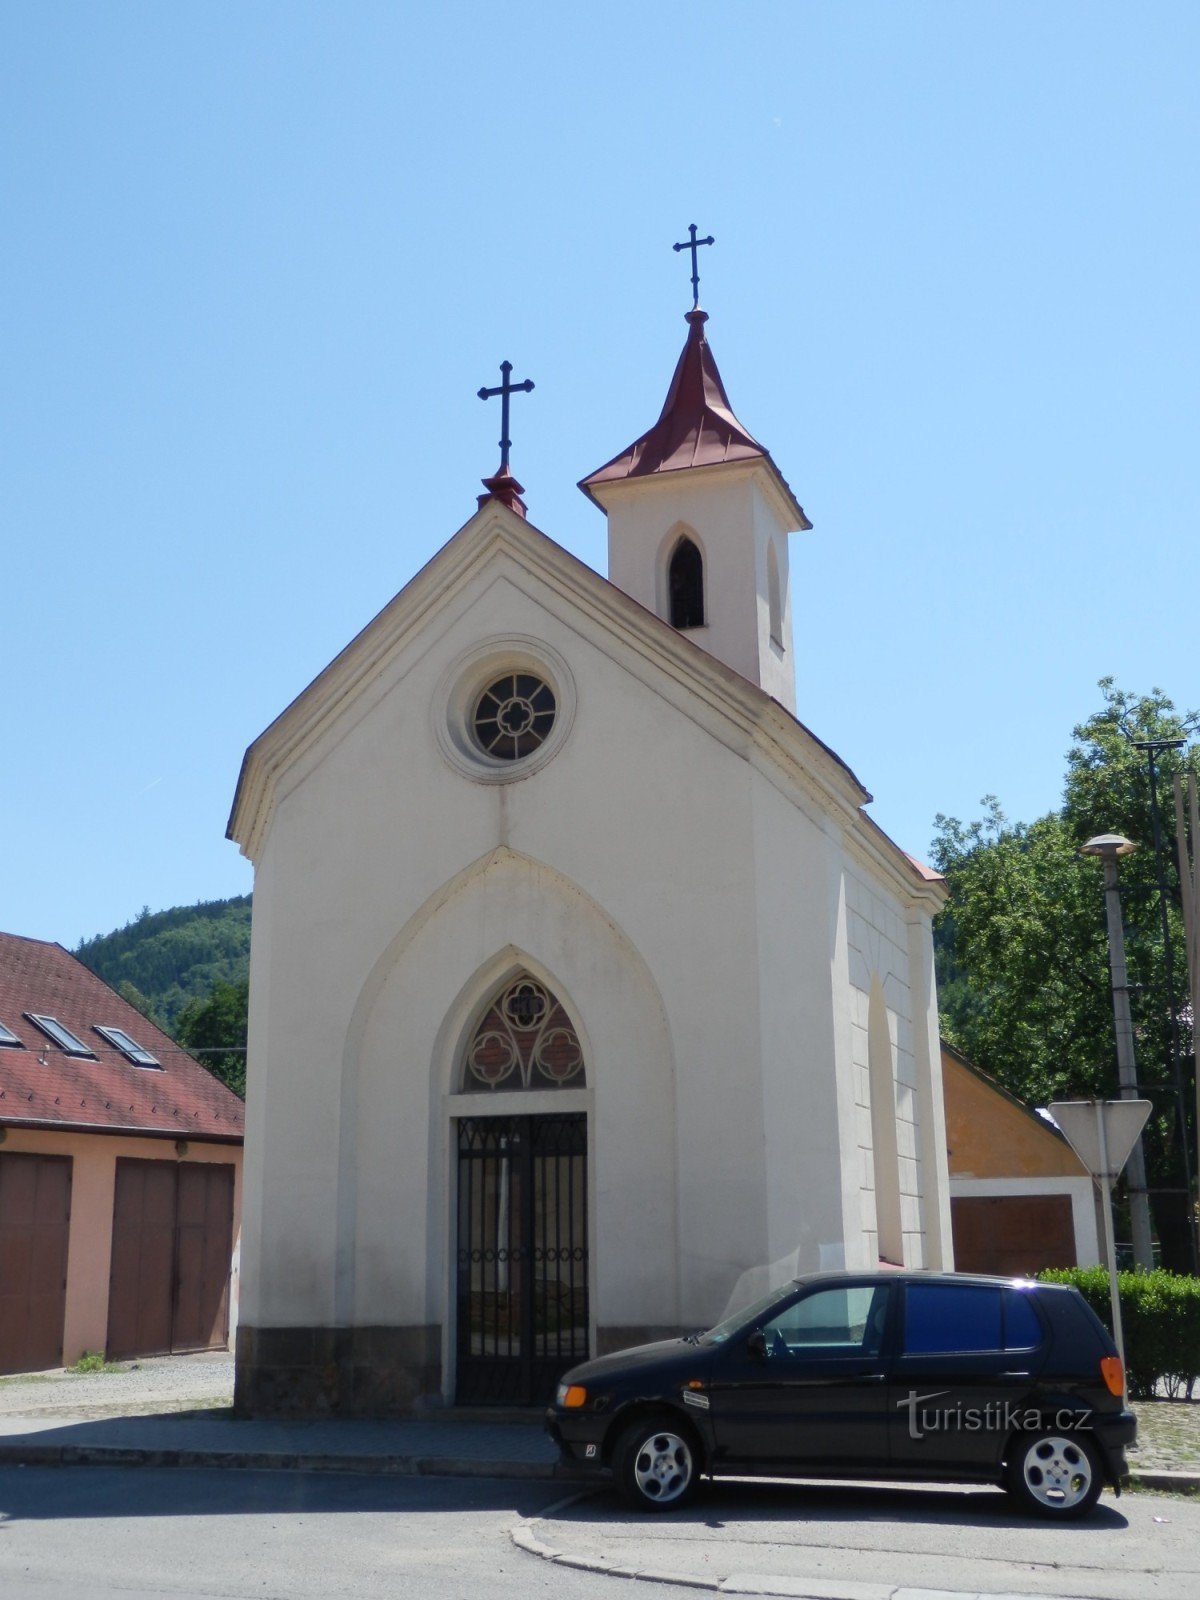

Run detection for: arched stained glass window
[[668, 536, 705, 630], [463, 976, 586, 1092]]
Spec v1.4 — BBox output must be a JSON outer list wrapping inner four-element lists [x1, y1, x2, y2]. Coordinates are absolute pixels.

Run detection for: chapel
[[228, 256, 953, 1414]]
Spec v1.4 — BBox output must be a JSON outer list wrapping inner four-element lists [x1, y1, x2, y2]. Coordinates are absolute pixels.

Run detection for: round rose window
[[472, 673, 557, 761]]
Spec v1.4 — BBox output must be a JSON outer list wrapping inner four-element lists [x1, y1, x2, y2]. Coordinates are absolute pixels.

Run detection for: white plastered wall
[[603, 465, 799, 714], [236, 537, 946, 1354], [844, 865, 950, 1269]]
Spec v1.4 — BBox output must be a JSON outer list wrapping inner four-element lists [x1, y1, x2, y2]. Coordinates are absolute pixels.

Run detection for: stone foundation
[[234, 1324, 440, 1417], [235, 1322, 683, 1415]]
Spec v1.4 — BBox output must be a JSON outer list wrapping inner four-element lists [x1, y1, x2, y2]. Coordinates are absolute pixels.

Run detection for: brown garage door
[[0, 1152, 72, 1375], [952, 1193, 1077, 1277], [107, 1159, 234, 1360]]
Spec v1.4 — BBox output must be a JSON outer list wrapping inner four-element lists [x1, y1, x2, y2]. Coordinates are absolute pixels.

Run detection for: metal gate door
[[455, 1113, 588, 1406], [107, 1159, 235, 1360], [0, 1153, 72, 1375]]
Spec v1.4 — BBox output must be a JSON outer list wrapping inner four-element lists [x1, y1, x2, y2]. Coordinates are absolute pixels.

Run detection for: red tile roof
[[0, 933, 244, 1142], [579, 309, 812, 530]]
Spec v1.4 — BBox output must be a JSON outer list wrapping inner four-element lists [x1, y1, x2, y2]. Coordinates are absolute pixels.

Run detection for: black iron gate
[[455, 1113, 589, 1406]]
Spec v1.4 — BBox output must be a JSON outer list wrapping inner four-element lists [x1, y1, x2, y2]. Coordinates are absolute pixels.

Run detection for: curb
[[0, 1441, 591, 1482], [508, 1476, 1200, 1599], [1127, 1467, 1200, 1492]]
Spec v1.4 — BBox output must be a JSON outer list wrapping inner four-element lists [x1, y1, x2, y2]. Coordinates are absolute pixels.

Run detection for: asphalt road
[[533, 1477, 1200, 1598], [1, 1465, 1198, 1600], [0, 1467, 668, 1600]]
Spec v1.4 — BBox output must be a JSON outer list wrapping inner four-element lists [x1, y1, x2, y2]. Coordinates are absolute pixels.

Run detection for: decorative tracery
[[472, 673, 557, 761], [463, 976, 585, 1092]]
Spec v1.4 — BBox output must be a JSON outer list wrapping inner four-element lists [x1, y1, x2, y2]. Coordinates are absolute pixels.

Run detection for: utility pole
[[1082, 834, 1155, 1269], [1132, 737, 1197, 1271]]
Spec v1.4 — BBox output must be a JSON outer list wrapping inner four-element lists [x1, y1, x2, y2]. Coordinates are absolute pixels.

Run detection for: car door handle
[[1002, 1371, 1031, 1379]]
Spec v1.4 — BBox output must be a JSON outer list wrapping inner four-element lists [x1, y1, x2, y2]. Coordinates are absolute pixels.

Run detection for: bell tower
[[579, 289, 811, 716]]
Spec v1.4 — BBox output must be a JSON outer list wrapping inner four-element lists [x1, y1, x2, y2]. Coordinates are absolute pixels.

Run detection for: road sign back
[[1048, 1099, 1153, 1179]]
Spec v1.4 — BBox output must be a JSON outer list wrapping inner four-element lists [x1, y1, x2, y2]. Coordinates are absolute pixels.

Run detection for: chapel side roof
[[0, 933, 244, 1142], [578, 309, 812, 530]]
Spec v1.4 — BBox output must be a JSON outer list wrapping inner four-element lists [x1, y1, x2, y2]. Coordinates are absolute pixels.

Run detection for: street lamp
[[1081, 833, 1155, 1269]]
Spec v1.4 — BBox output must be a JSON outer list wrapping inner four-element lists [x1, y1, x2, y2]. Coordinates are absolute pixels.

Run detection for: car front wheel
[[1005, 1430, 1103, 1518], [613, 1413, 700, 1511]]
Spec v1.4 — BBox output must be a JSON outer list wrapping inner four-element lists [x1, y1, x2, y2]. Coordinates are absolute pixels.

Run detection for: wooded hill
[[75, 896, 251, 1030]]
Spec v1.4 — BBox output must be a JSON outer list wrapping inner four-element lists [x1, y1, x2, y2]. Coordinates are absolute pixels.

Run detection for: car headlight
[[556, 1382, 588, 1408]]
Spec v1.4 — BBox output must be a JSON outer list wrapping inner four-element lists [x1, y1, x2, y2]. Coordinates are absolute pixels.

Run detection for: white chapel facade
[[228, 293, 953, 1414]]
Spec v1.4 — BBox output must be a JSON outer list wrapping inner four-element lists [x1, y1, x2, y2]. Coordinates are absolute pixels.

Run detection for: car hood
[[563, 1338, 704, 1387]]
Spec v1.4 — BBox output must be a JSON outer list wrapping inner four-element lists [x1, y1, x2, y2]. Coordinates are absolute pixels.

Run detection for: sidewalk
[[0, 1408, 583, 1480], [0, 1352, 1195, 1489]]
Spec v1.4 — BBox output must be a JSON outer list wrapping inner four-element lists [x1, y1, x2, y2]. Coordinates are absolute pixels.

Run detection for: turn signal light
[[562, 1385, 588, 1408], [1100, 1356, 1124, 1397]]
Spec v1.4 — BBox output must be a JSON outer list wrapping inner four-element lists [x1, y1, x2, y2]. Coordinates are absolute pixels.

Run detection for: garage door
[[951, 1193, 1076, 1276], [0, 1152, 72, 1375], [107, 1159, 235, 1360]]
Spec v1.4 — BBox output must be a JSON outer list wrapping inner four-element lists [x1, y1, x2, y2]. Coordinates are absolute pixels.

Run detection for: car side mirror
[[746, 1329, 768, 1361]]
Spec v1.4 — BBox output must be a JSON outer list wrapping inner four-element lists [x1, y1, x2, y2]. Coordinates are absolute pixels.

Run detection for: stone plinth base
[[234, 1325, 440, 1417]]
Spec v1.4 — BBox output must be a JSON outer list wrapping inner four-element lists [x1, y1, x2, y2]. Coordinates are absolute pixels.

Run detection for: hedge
[[1039, 1267, 1200, 1399]]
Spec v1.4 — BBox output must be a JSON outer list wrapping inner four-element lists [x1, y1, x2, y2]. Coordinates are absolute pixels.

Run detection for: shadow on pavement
[[562, 1476, 1130, 1532], [0, 1464, 558, 1523]]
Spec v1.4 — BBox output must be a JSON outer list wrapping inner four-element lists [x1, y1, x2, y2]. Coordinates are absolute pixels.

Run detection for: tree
[[116, 979, 160, 1024], [174, 978, 249, 1099], [933, 680, 1198, 1270]]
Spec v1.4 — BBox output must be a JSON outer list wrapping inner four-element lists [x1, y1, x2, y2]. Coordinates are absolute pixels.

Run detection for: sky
[[3, 2, 1197, 948]]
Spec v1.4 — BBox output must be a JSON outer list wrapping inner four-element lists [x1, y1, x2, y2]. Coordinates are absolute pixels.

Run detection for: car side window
[[760, 1285, 890, 1358], [1003, 1288, 1044, 1350], [902, 1284, 1003, 1354]]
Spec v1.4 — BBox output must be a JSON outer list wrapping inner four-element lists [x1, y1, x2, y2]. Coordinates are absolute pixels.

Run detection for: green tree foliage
[[75, 896, 251, 1029], [933, 680, 1198, 1268], [174, 979, 249, 1099]]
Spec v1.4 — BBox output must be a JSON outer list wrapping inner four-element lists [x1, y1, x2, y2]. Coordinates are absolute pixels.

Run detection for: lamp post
[[1081, 833, 1155, 1269]]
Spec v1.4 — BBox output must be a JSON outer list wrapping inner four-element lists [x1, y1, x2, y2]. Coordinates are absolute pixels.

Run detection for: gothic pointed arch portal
[[455, 970, 589, 1405]]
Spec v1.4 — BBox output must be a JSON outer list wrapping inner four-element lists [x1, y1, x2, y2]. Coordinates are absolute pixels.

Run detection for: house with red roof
[[0, 933, 244, 1374]]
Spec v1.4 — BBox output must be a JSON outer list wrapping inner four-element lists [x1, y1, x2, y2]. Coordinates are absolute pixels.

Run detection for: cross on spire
[[478, 360, 535, 471], [672, 223, 714, 308]]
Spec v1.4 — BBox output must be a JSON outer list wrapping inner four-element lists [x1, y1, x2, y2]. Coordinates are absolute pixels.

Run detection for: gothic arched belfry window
[[668, 536, 705, 630], [462, 976, 586, 1092], [767, 539, 784, 648]]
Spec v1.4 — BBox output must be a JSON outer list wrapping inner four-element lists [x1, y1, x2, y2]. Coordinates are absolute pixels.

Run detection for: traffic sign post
[[1049, 1098, 1153, 1368]]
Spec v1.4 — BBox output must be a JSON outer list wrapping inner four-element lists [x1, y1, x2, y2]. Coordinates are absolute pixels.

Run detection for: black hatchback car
[[546, 1271, 1135, 1517]]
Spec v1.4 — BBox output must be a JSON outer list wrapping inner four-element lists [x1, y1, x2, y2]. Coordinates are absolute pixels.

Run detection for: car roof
[[789, 1269, 1044, 1290]]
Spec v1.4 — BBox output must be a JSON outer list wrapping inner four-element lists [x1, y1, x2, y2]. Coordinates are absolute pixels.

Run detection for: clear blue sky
[[4, 2, 1197, 947]]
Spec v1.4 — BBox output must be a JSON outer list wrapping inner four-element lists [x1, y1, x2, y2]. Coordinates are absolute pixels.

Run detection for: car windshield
[[698, 1285, 795, 1345]]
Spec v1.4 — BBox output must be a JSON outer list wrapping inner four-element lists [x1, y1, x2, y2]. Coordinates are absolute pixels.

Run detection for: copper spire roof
[[579, 309, 811, 529]]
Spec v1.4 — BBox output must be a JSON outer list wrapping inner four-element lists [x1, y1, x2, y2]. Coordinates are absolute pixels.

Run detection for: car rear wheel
[[1005, 1430, 1103, 1518], [613, 1412, 700, 1511]]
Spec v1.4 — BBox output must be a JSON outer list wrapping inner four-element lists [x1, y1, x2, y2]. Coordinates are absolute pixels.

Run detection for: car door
[[706, 1281, 894, 1471], [889, 1281, 1047, 1477]]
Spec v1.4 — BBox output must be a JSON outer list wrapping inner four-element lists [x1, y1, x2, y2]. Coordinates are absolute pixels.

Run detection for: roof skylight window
[[94, 1025, 161, 1069], [25, 1014, 96, 1057], [0, 1020, 24, 1047]]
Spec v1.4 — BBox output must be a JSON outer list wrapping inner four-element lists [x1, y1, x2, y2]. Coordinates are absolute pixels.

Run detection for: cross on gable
[[478, 361, 535, 471], [672, 223, 714, 307]]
